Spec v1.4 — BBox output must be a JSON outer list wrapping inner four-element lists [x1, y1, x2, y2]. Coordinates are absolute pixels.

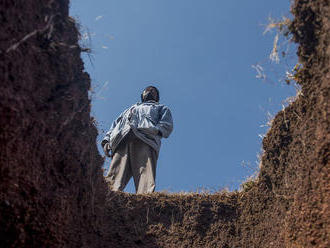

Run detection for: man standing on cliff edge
[[101, 86, 173, 194]]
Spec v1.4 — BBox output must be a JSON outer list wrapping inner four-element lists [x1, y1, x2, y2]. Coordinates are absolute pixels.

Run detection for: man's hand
[[103, 143, 112, 158]]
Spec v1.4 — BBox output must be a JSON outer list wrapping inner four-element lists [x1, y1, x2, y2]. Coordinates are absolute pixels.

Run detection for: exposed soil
[[0, 0, 329, 247], [0, 0, 107, 247]]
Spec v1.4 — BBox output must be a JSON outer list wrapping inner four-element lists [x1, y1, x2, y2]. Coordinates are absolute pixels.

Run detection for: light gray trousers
[[105, 131, 158, 194]]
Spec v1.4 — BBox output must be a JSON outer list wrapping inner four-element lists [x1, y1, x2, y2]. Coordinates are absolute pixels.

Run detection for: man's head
[[141, 86, 160, 102]]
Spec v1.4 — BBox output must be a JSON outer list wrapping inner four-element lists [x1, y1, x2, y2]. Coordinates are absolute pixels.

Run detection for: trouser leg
[[129, 136, 158, 194], [105, 141, 132, 191]]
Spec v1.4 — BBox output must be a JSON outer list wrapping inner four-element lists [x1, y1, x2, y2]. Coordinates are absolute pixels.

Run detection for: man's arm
[[101, 112, 124, 147], [101, 112, 125, 157], [156, 106, 173, 138]]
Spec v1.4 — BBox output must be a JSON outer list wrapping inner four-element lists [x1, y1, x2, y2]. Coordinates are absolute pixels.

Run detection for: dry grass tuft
[[264, 16, 291, 35]]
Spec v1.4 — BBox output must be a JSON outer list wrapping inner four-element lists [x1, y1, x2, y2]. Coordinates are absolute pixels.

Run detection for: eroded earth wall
[[0, 0, 107, 247], [0, 0, 328, 248]]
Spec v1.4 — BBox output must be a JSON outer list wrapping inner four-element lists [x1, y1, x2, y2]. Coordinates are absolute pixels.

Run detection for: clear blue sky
[[70, 0, 297, 192]]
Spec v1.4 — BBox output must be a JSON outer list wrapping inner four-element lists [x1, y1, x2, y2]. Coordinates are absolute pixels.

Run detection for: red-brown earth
[[0, 0, 329, 247]]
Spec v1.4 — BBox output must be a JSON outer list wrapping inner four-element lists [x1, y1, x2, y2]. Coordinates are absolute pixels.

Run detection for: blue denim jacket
[[102, 100, 173, 154]]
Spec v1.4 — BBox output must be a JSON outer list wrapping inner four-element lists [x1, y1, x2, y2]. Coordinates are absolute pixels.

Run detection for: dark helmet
[[141, 86, 160, 102]]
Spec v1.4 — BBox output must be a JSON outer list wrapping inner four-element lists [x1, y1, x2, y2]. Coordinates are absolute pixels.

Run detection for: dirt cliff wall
[[0, 0, 107, 247], [0, 0, 328, 247]]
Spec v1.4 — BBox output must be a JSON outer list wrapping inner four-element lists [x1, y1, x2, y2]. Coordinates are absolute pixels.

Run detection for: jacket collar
[[141, 100, 158, 104]]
